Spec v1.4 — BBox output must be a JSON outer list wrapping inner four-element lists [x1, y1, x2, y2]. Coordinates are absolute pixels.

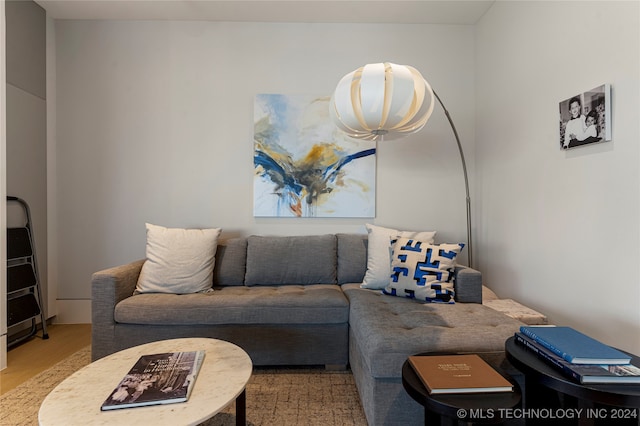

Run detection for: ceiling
[[34, 0, 495, 24]]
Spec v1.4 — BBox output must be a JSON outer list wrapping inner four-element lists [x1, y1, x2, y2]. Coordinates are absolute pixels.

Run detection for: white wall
[[46, 14, 58, 319], [55, 21, 476, 311], [476, 1, 640, 353], [3, 0, 48, 358], [53, 4, 640, 356]]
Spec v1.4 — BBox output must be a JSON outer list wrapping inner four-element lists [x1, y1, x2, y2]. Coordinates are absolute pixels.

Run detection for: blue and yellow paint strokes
[[254, 94, 376, 218]]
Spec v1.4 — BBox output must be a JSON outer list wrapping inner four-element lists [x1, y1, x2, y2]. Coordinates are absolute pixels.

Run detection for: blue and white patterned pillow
[[383, 237, 465, 303]]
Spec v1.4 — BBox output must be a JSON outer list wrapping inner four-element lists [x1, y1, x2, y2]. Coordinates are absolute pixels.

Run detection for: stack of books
[[515, 326, 640, 384]]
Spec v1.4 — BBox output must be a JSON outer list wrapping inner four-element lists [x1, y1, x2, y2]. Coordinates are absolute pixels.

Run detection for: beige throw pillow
[[135, 223, 222, 294], [361, 224, 436, 290]]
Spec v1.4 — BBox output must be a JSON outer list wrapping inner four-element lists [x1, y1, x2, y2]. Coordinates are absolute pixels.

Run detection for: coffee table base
[[236, 389, 246, 426]]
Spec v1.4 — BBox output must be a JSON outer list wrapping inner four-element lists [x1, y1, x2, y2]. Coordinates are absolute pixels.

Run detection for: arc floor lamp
[[330, 62, 472, 267]]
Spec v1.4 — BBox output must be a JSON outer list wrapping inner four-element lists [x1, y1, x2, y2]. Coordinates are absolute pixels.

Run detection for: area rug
[[0, 346, 367, 426]]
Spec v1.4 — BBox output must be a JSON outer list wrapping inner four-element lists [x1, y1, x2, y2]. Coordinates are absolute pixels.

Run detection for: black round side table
[[505, 336, 640, 425], [402, 351, 522, 425]]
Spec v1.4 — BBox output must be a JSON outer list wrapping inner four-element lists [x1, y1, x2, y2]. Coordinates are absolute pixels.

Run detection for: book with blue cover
[[519, 326, 631, 365], [514, 332, 640, 384]]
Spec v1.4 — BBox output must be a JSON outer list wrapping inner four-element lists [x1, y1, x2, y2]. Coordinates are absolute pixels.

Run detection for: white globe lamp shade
[[330, 62, 435, 141]]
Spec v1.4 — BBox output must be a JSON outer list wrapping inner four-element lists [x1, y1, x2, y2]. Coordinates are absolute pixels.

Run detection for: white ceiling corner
[[34, 0, 495, 24]]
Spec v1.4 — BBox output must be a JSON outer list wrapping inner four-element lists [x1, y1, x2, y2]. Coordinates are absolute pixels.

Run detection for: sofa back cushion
[[245, 235, 337, 285], [213, 237, 247, 286], [336, 234, 368, 284]]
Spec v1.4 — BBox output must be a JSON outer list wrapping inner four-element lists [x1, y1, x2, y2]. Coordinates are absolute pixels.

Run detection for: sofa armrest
[[453, 265, 482, 303], [91, 259, 145, 360]]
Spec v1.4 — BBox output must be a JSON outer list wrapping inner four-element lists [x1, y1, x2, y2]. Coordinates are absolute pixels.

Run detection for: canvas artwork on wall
[[253, 94, 376, 218], [559, 84, 611, 149]]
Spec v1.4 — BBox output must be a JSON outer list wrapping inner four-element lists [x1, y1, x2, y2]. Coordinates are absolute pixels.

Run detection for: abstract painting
[[254, 94, 376, 217]]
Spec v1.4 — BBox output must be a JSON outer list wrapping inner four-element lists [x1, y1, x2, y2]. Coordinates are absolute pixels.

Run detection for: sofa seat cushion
[[115, 284, 349, 325], [342, 283, 523, 379]]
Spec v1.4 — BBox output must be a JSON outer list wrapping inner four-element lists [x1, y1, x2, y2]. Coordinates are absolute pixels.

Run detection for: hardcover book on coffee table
[[101, 350, 205, 411], [408, 354, 513, 394], [515, 333, 640, 384], [520, 326, 631, 365]]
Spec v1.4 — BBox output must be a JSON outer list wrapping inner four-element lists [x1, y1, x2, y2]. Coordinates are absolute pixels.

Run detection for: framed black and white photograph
[[559, 84, 611, 149]]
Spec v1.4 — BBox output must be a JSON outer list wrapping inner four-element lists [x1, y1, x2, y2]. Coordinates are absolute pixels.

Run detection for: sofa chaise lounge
[[92, 232, 525, 425]]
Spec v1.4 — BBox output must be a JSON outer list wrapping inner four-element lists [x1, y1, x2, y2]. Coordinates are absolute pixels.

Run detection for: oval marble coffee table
[[38, 338, 252, 426]]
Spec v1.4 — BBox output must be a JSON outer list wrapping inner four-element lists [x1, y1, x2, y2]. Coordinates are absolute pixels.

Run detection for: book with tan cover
[[408, 354, 513, 394]]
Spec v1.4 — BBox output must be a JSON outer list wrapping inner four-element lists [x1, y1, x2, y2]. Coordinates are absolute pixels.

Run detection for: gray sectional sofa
[[92, 233, 524, 425]]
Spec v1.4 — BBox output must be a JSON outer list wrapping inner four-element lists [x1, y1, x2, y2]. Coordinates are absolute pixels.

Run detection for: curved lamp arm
[[433, 91, 473, 268]]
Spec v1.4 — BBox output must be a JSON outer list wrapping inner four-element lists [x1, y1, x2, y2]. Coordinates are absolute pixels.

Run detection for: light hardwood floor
[[0, 323, 92, 396]]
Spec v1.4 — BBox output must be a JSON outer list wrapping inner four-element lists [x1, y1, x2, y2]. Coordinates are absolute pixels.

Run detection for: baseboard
[[54, 299, 91, 324]]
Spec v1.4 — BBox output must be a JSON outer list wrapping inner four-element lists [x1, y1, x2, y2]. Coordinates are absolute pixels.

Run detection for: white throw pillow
[[135, 223, 222, 294], [361, 224, 436, 289], [383, 237, 464, 303]]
